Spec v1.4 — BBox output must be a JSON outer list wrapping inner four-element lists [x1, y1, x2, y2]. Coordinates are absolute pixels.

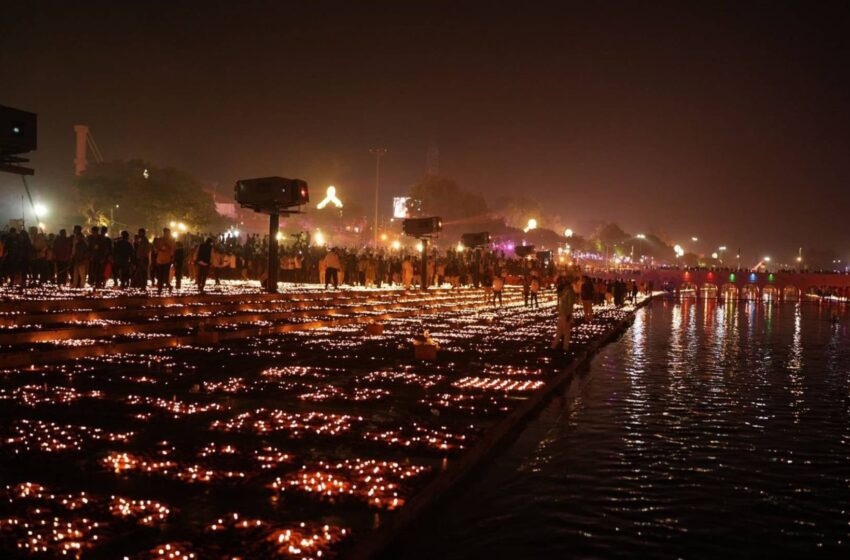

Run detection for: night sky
[[2, 1, 849, 262]]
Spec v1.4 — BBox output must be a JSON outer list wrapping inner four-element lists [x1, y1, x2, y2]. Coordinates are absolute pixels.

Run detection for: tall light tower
[[73, 125, 89, 176], [369, 148, 387, 246]]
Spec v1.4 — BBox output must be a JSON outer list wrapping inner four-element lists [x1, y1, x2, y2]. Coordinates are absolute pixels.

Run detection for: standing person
[[30, 228, 48, 286], [53, 229, 73, 287], [113, 231, 133, 289], [100, 226, 114, 287], [173, 241, 185, 290], [133, 229, 151, 289], [212, 244, 226, 286], [70, 229, 89, 289], [87, 226, 106, 289], [376, 253, 386, 288], [530, 272, 541, 309], [402, 256, 414, 289], [152, 228, 175, 294], [580, 275, 595, 321], [324, 247, 341, 289], [551, 275, 576, 351], [492, 271, 504, 307], [194, 237, 213, 294]]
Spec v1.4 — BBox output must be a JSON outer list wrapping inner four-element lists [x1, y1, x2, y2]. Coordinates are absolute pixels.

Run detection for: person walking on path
[[71, 228, 89, 289], [580, 275, 595, 321], [492, 272, 504, 307], [152, 228, 175, 294], [530, 272, 541, 309], [324, 248, 342, 289], [194, 237, 213, 294], [552, 274, 576, 351], [53, 229, 73, 286], [173, 241, 185, 290], [113, 231, 133, 289], [133, 229, 151, 289]]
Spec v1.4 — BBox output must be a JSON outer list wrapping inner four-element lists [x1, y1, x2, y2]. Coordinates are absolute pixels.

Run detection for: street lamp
[[564, 228, 573, 238], [524, 218, 538, 233], [33, 202, 48, 218], [369, 148, 388, 246]]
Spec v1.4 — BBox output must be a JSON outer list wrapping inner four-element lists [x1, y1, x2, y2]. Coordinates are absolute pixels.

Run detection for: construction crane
[[73, 124, 104, 175]]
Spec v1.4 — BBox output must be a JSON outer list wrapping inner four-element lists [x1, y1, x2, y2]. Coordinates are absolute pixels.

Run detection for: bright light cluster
[[109, 496, 171, 526], [271, 459, 429, 509], [420, 392, 512, 415], [101, 452, 246, 483], [359, 368, 445, 388], [267, 522, 349, 559], [210, 409, 362, 437], [125, 395, 229, 417], [362, 422, 471, 451], [452, 377, 544, 392], [0, 482, 173, 557], [3, 419, 134, 454], [298, 385, 390, 403], [139, 542, 196, 559], [0, 385, 104, 407], [253, 446, 294, 469]]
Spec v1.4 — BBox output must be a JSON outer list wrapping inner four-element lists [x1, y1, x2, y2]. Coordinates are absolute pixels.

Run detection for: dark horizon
[[2, 1, 849, 262]]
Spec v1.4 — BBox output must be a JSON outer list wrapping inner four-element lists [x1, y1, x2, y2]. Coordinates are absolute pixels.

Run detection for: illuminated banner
[[393, 197, 421, 219], [393, 197, 410, 219]]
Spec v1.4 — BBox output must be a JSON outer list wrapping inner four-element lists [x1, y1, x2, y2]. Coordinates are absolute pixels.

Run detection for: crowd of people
[[549, 273, 643, 352], [0, 224, 568, 294]]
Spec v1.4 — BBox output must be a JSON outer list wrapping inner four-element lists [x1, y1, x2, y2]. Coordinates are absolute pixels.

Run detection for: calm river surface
[[398, 299, 850, 559]]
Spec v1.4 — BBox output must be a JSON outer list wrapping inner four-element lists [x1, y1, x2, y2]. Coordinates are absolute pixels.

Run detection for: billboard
[[393, 197, 410, 219]]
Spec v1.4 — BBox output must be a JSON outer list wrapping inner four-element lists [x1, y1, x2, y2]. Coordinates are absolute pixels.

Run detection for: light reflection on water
[[400, 300, 850, 559]]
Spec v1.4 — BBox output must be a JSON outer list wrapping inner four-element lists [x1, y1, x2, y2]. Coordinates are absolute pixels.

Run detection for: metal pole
[[420, 238, 429, 290], [369, 148, 387, 247], [267, 212, 280, 293]]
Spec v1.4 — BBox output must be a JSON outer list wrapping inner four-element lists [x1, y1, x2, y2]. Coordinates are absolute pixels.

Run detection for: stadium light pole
[[369, 148, 388, 247]]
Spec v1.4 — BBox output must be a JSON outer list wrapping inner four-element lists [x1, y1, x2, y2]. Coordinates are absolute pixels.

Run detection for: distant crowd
[[0, 225, 567, 294]]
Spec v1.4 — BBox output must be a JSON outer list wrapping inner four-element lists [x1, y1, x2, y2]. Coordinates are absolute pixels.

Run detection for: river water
[[398, 299, 850, 558]]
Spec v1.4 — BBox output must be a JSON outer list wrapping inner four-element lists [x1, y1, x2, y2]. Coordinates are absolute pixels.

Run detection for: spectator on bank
[[71, 228, 89, 289], [174, 241, 185, 290], [53, 229, 73, 286], [552, 274, 576, 352], [580, 275, 594, 320], [113, 231, 133, 289], [152, 228, 175, 294], [133, 229, 151, 288], [530, 272, 541, 309], [492, 271, 504, 306], [87, 226, 107, 290], [324, 248, 342, 289], [194, 237, 213, 294]]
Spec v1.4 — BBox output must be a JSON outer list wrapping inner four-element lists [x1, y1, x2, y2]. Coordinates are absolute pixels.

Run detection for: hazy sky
[[2, 1, 849, 261]]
